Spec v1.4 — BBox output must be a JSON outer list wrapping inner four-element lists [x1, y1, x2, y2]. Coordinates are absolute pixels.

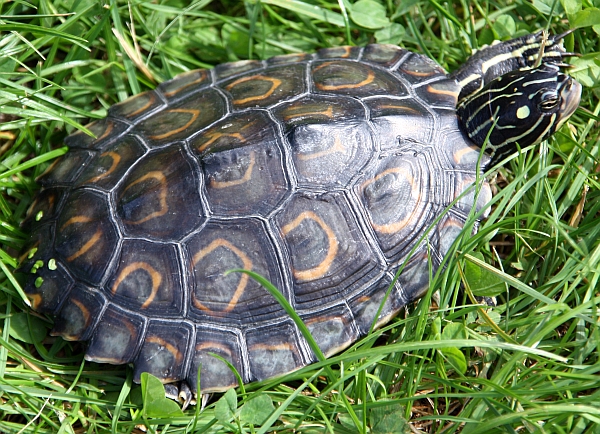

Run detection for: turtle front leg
[[451, 30, 576, 102]]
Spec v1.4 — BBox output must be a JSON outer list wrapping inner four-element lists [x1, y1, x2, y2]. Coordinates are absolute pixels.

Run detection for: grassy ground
[[1, 0, 600, 433]]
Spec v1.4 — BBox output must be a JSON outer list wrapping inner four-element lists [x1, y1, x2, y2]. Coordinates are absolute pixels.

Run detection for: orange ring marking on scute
[[197, 132, 246, 153], [195, 341, 234, 356], [250, 342, 295, 351], [192, 239, 253, 313], [66, 228, 103, 262], [122, 171, 168, 224], [87, 151, 122, 183], [146, 335, 183, 364], [360, 167, 421, 234], [148, 109, 200, 140], [297, 136, 345, 161], [377, 104, 421, 114], [225, 75, 283, 105], [281, 211, 339, 281], [282, 105, 334, 121], [122, 93, 157, 118], [61, 215, 93, 230], [425, 84, 459, 101], [313, 62, 376, 91], [452, 145, 480, 164], [111, 261, 162, 309]]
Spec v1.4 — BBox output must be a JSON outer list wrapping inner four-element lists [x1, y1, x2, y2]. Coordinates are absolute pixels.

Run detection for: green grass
[[1, 0, 600, 433]]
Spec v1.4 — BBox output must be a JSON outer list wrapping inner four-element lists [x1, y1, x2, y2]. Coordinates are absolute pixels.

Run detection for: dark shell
[[21, 44, 492, 392]]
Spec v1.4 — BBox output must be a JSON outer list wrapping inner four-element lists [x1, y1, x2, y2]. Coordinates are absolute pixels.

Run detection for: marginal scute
[[158, 69, 211, 100], [116, 145, 204, 241], [396, 52, 446, 84], [246, 320, 305, 382], [434, 215, 468, 259], [108, 91, 164, 121], [189, 326, 243, 392], [416, 78, 460, 108], [23, 187, 64, 228], [266, 53, 311, 65], [55, 190, 118, 285], [214, 60, 263, 80], [186, 220, 285, 323], [362, 44, 408, 68], [450, 171, 493, 219], [303, 304, 359, 357], [290, 120, 373, 188], [220, 64, 306, 109], [275, 192, 383, 307], [51, 285, 105, 341], [21, 228, 74, 314], [347, 274, 404, 334], [133, 322, 193, 383], [107, 239, 183, 316], [134, 88, 226, 147], [312, 60, 407, 98], [36, 150, 95, 186], [64, 119, 129, 151], [191, 112, 289, 216], [86, 304, 145, 364], [75, 137, 146, 190], [316, 46, 361, 60], [394, 251, 432, 302]]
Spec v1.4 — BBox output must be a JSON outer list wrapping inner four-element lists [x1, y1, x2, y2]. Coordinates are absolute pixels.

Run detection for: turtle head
[[457, 63, 581, 166]]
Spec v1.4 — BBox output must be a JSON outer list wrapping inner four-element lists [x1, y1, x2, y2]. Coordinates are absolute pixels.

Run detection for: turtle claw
[[200, 393, 211, 412], [164, 382, 196, 410], [553, 28, 577, 41], [179, 382, 194, 411]]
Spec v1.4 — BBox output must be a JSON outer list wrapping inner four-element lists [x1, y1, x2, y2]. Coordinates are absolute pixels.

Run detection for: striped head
[[457, 63, 581, 166]]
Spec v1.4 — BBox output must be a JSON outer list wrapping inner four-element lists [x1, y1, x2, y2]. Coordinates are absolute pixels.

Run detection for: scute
[[134, 88, 226, 147], [312, 60, 407, 97], [189, 325, 244, 391], [75, 137, 146, 190], [158, 69, 211, 100], [108, 239, 184, 316], [186, 219, 285, 324], [22, 44, 488, 394], [290, 120, 373, 188], [37, 150, 94, 186], [245, 320, 307, 382], [220, 64, 306, 109], [191, 111, 289, 216], [86, 305, 145, 364], [116, 145, 204, 241], [357, 152, 432, 262], [55, 190, 118, 285], [64, 118, 129, 151], [51, 285, 105, 341], [275, 191, 384, 307], [303, 304, 360, 357], [107, 91, 164, 121], [133, 322, 193, 383]]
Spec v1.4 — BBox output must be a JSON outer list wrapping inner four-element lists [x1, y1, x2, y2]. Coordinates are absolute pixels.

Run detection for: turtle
[[19, 30, 581, 403]]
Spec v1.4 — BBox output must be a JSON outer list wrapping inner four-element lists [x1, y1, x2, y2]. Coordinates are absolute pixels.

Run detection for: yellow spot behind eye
[[516, 105, 530, 119]]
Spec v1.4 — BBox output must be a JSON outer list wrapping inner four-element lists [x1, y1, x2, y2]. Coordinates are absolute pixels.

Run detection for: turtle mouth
[[556, 76, 582, 129]]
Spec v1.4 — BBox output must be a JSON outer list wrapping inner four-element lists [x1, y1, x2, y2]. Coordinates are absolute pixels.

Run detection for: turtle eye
[[538, 91, 560, 112]]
